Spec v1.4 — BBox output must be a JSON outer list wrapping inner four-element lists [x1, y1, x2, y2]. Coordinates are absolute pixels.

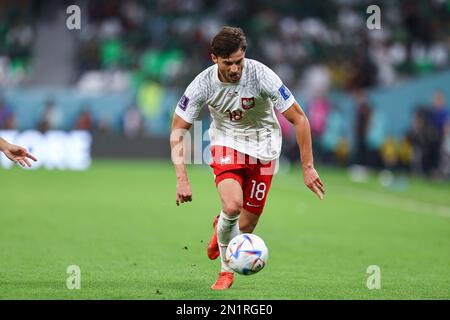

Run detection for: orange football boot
[[211, 272, 234, 290], [207, 215, 220, 260]]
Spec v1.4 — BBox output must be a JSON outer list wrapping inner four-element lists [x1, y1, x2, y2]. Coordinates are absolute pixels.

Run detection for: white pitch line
[[331, 186, 450, 219], [276, 178, 450, 219]]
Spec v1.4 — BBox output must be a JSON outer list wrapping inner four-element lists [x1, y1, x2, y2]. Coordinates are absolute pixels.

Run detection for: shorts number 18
[[250, 180, 267, 201]]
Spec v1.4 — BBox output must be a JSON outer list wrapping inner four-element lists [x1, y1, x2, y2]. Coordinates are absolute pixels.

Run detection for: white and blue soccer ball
[[225, 233, 269, 275]]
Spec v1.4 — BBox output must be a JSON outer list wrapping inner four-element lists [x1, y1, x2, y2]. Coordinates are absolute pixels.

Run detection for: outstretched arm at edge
[[0, 137, 37, 167]]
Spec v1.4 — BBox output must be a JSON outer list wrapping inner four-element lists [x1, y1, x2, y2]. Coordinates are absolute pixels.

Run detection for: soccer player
[[0, 137, 37, 167], [170, 26, 325, 290]]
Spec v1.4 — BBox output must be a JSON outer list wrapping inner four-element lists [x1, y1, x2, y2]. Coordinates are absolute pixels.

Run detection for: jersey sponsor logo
[[241, 97, 255, 110], [278, 84, 291, 100], [178, 95, 189, 111]]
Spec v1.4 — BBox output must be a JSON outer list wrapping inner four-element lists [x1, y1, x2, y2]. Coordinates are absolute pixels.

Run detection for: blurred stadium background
[[0, 0, 449, 299]]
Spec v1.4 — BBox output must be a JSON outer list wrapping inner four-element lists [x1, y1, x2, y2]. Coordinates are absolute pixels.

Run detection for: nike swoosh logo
[[246, 202, 261, 208]]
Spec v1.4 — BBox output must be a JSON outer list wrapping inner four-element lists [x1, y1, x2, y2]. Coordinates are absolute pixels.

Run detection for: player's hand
[[303, 167, 325, 200], [3, 143, 37, 167], [176, 177, 192, 206]]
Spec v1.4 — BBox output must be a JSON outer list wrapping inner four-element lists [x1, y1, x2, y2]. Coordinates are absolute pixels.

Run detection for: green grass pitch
[[0, 160, 449, 299]]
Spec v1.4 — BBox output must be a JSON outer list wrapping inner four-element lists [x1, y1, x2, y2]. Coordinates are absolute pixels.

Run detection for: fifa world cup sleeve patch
[[278, 84, 291, 101], [178, 95, 189, 111]]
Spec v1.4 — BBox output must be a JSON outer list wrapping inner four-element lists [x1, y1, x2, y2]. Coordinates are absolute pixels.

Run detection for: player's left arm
[[282, 102, 325, 200]]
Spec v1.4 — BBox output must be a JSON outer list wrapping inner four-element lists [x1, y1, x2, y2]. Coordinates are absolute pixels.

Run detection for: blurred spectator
[[367, 107, 388, 168], [409, 95, 449, 179], [1, 0, 449, 89], [398, 135, 414, 172], [430, 91, 449, 138], [6, 19, 33, 56], [97, 112, 113, 135], [75, 109, 94, 131], [442, 127, 450, 178], [407, 107, 428, 175], [0, 0, 448, 181], [353, 90, 372, 166], [123, 105, 143, 138], [37, 99, 64, 132], [308, 95, 331, 163], [347, 46, 378, 90], [428, 91, 449, 178], [369, 39, 397, 86], [0, 99, 16, 129], [321, 105, 347, 165], [301, 65, 331, 101], [380, 137, 398, 170]]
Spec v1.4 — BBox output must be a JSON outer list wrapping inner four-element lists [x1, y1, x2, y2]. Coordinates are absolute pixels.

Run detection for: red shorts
[[210, 146, 276, 215]]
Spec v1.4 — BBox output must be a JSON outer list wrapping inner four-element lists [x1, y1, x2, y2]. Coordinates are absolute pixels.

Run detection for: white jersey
[[175, 58, 296, 161]]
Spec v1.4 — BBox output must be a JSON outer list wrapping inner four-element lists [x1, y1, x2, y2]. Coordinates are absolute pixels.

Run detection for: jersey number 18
[[226, 110, 243, 121]]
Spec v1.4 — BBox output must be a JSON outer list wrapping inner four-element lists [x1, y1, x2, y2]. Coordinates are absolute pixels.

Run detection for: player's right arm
[[170, 74, 207, 206], [170, 114, 193, 206]]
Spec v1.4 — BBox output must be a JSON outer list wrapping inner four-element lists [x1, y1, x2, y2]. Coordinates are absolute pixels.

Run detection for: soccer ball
[[225, 233, 269, 275]]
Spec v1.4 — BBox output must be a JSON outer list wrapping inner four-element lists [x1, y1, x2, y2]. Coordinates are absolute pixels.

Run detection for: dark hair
[[211, 26, 247, 58]]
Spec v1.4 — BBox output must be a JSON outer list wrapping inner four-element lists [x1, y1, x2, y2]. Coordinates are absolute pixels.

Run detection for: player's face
[[212, 49, 245, 83]]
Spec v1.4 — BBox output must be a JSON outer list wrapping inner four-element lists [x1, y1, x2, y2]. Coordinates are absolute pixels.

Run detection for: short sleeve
[[260, 65, 296, 113], [174, 75, 207, 124]]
